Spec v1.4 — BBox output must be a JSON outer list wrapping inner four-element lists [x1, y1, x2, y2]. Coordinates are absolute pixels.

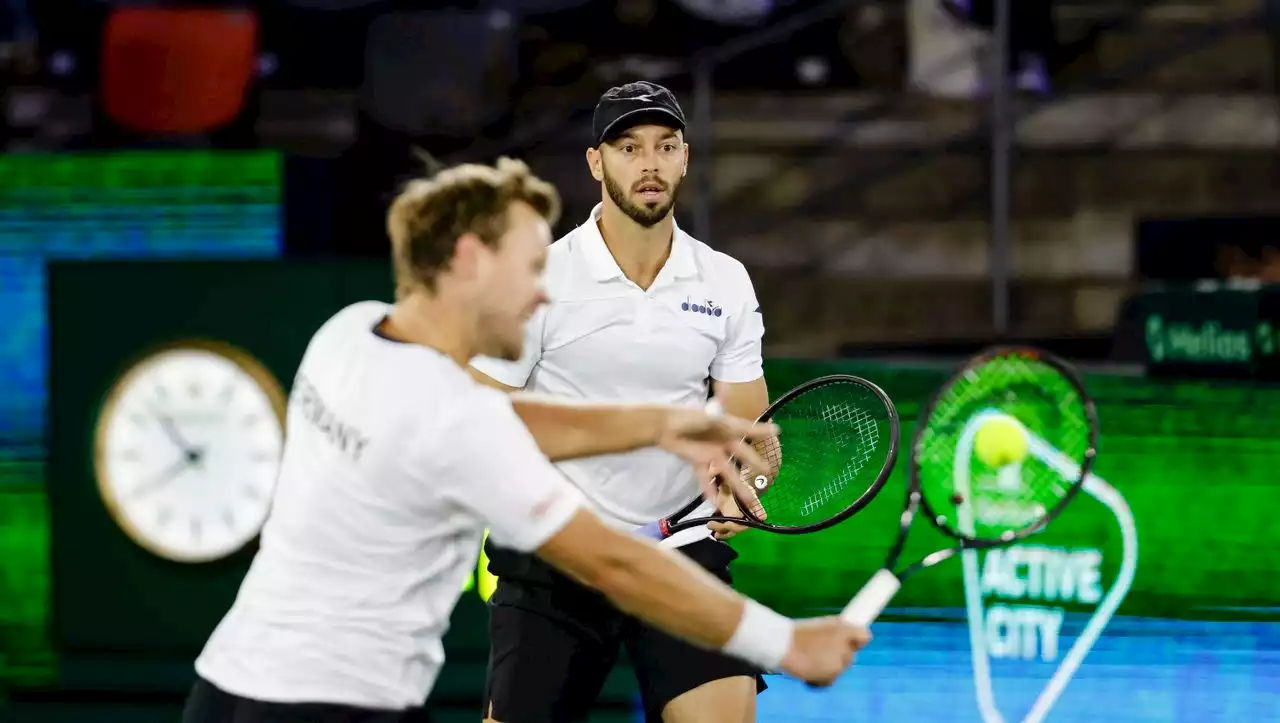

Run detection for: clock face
[[94, 343, 287, 563]]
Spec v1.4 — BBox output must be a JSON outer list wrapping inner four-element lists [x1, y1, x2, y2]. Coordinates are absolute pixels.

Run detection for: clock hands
[[125, 411, 206, 502], [128, 456, 195, 501], [155, 412, 204, 465], [96, 345, 288, 564]]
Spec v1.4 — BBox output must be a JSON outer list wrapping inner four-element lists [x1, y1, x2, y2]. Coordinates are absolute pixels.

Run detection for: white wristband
[[722, 599, 794, 672]]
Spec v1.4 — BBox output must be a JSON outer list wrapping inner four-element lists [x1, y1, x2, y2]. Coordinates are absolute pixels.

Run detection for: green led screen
[[733, 359, 1280, 620], [0, 151, 281, 257], [0, 151, 282, 457], [4, 355, 1278, 720]]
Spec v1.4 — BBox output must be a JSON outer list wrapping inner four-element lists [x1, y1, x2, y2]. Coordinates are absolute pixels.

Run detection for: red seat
[[101, 8, 258, 134]]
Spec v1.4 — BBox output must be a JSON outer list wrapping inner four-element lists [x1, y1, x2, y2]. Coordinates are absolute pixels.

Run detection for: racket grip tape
[[839, 569, 901, 627], [636, 519, 672, 541]]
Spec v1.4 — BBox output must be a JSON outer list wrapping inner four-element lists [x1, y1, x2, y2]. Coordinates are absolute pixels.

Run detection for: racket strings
[[796, 403, 878, 516], [754, 381, 890, 526], [916, 353, 1091, 541]]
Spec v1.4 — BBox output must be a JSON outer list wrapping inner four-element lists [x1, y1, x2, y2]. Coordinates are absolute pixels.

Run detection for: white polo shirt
[[194, 301, 583, 710], [472, 204, 765, 548]]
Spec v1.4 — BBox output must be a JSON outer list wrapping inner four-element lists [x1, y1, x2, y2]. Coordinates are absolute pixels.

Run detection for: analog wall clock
[[93, 340, 288, 563]]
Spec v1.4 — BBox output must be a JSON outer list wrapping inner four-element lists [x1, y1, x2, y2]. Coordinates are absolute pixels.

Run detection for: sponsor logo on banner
[[954, 412, 1138, 723]]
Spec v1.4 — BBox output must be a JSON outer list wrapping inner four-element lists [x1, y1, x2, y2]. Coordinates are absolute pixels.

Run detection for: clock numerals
[[97, 343, 285, 563]]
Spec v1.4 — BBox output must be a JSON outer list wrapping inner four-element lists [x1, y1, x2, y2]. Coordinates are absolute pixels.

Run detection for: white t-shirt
[[472, 204, 765, 548], [194, 301, 583, 710]]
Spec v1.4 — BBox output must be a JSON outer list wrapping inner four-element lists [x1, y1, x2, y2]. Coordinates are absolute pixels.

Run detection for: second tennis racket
[[836, 346, 1099, 628], [638, 374, 900, 540]]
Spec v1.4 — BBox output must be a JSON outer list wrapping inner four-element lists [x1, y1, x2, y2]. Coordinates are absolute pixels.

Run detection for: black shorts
[[181, 676, 430, 723], [482, 537, 767, 723]]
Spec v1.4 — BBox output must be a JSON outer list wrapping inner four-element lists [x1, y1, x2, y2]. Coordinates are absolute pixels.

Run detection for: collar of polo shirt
[[578, 203, 699, 284]]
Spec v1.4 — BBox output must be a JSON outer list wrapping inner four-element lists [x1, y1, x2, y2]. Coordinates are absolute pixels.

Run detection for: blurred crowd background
[[3, 1, 1280, 722], [6, 0, 1278, 354]]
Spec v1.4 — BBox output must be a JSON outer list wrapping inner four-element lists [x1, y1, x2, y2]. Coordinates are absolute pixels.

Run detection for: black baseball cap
[[592, 81, 687, 147]]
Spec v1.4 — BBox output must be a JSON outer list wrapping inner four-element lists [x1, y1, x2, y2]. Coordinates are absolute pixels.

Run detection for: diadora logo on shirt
[[681, 297, 722, 317]]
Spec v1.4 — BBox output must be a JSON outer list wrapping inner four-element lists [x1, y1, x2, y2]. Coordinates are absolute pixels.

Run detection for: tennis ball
[[973, 414, 1028, 467]]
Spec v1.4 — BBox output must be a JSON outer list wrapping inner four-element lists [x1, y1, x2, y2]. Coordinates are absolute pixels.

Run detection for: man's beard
[[602, 167, 681, 228]]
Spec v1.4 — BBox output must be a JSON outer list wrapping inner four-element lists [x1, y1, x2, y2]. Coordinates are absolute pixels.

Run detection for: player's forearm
[[507, 394, 665, 462], [591, 536, 748, 649], [713, 377, 770, 423], [538, 514, 791, 666]]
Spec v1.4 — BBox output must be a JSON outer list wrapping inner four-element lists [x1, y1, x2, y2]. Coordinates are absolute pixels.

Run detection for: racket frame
[[842, 345, 1100, 625], [910, 345, 1098, 552], [656, 374, 901, 538]]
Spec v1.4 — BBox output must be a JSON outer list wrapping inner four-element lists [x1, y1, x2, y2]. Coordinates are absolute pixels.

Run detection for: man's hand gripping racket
[[653, 398, 782, 500], [648, 375, 901, 687], [836, 346, 1100, 628], [644, 375, 901, 540]]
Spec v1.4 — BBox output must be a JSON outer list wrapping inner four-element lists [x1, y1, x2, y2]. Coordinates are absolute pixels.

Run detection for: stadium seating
[[100, 7, 257, 135]]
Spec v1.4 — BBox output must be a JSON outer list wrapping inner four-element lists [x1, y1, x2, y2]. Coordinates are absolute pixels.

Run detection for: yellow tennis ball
[[973, 414, 1028, 467]]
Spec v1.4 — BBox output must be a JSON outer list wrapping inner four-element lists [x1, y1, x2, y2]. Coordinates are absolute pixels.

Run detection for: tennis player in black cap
[[472, 82, 776, 722]]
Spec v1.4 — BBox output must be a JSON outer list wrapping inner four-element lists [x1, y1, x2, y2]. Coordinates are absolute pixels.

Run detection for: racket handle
[[636, 520, 671, 541], [839, 569, 901, 627]]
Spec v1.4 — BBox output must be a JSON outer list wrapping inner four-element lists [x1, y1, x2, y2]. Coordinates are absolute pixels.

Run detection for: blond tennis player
[[182, 157, 870, 723]]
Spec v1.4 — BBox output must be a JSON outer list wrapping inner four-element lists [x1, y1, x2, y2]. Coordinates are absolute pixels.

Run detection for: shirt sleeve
[[710, 268, 765, 383], [435, 386, 583, 552], [470, 306, 546, 388]]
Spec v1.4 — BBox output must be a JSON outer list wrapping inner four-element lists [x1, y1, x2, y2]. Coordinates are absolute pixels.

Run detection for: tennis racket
[[836, 346, 1099, 628], [638, 374, 900, 540]]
